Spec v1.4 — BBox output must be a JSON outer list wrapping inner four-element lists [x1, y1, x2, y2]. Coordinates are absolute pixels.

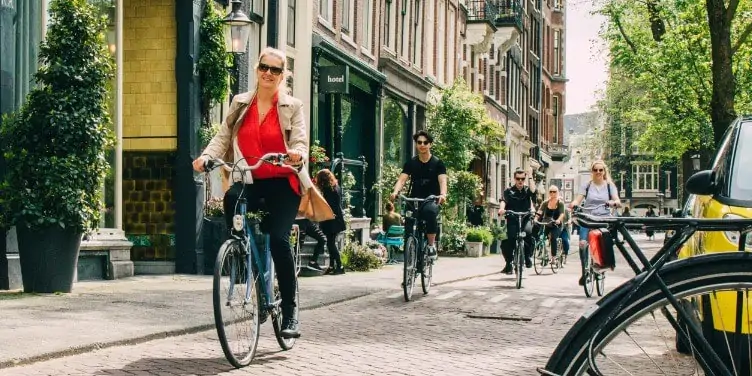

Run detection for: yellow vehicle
[[677, 116, 752, 361]]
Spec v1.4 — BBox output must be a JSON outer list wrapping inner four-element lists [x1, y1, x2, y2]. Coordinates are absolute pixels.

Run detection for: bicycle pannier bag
[[588, 229, 616, 270]]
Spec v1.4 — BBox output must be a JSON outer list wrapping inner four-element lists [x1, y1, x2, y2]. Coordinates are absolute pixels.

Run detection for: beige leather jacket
[[200, 90, 314, 190]]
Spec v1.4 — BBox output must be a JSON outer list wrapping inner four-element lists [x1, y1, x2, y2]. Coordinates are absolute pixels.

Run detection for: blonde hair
[[254, 47, 291, 95], [590, 160, 613, 184]]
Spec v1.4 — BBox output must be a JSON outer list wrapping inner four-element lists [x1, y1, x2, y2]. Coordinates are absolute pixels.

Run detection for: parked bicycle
[[532, 218, 561, 275], [203, 153, 302, 368], [537, 211, 752, 375], [505, 210, 534, 289], [399, 194, 440, 301]]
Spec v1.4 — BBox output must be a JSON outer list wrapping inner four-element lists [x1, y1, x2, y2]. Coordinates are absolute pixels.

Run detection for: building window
[[437, 1, 445, 83], [412, 0, 421, 64], [633, 163, 660, 192], [286, 57, 294, 95], [287, 0, 296, 47], [319, 0, 333, 23], [362, 0, 373, 52], [554, 0, 562, 11], [400, 0, 409, 58], [553, 29, 561, 75], [342, 0, 353, 35], [552, 95, 559, 143], [385, 0, 393, 48]]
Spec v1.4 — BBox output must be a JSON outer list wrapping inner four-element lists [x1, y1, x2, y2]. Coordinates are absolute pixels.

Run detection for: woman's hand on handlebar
[[285, 151, 302, 164], [192, 156, 208, 172]]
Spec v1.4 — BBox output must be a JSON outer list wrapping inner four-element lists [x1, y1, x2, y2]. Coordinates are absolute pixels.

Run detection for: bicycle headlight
[[406, 210, 413, 217], [722, 214, 752, 249], [232, 214, 244, 232]]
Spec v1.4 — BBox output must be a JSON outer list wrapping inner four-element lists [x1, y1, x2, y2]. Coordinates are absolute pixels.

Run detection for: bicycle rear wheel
[[403, 236, 418, 301], [213, 240, 260, 368], [273, 277, 299, 350], [421, 240, 433, 295], [541, 252, 752, 376]]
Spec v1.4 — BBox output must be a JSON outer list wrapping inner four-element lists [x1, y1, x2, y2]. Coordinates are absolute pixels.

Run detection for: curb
[[0, 270, 497, 369]]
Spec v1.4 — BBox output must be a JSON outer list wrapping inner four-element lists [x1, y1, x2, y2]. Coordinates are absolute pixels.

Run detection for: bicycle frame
[[231, 198, 277, 311], [573, 213, 752, 375]]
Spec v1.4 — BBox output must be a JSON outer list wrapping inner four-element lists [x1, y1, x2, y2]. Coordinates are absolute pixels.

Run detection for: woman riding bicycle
[[535, 185, 565, 258], [191, 47, 310, 339], [568, 160, 621, 286]]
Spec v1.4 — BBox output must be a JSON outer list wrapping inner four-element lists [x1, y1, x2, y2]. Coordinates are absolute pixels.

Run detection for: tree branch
[[727, 0, 740, 23], [732, 21, 752, 54], [613, 14, 639, 53]]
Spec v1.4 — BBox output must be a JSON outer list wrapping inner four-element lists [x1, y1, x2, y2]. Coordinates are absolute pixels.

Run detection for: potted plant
[[0, 0, 114, 293], [465, 227, 492, 257], [201, 198, 226, 275]]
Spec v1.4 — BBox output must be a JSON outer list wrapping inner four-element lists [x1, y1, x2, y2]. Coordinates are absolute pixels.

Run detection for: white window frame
[[286, 0, 296, 47], [385, 0, 395, 50], [362, 0, 373, 52], [553, 29, 560, 75], [341, 0, 354, 35], [632, 163, 660, 192], [554, 0, 562, 11], [425, 0, 434, 77], [319, 0, 333, 24], [437, 0, 446, 84]]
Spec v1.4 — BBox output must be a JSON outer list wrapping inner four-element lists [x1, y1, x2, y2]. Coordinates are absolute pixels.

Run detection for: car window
[[730, 123, 752, 199], [684, 195, 696, 216]]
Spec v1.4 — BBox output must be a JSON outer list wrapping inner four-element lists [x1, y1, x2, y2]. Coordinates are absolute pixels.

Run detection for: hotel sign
[[319, 66, 349, 94]]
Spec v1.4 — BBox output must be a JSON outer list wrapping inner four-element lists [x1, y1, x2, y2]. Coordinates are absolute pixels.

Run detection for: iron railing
[[466, 1, 523, 31]]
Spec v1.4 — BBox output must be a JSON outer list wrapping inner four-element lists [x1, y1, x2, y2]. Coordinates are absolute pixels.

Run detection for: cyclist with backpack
[[568, 160, 622, 286]]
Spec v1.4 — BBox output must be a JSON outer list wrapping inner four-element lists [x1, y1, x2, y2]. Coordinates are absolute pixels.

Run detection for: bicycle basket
[[588, 229, 616, 271]]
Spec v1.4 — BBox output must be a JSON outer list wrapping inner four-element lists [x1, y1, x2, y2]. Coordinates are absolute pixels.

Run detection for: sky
[[565, 0, 609, 115]]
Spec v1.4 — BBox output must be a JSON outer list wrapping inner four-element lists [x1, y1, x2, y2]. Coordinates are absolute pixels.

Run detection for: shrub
[[342, 242, 384, 271], [466, 226, 493, 246]]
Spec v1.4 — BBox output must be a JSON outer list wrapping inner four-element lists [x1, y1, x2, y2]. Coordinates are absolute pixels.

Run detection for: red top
[[237, 94, 300, 195]]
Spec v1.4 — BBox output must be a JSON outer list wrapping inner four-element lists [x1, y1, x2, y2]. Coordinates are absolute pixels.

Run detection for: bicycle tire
[[542, 251, 752, 376], [582, 246, 594, 298], [515, 240, 524, 289], [213, 240, 260, 368], [273, 279, 299, 350], [403, 236, 418, 301], [595, 272, 605, 296], [421, 240, 433, 295], [534, 241, 545, 275]]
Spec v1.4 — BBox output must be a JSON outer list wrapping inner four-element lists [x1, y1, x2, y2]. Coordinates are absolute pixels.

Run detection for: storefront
[[311, 35, 386, 219]]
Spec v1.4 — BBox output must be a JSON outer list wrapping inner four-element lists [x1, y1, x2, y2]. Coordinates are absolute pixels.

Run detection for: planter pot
[[17, 224, 83, 293], [465, 241, 484, 257], [202, 217, 227, 275], [482, 243, 491, 256]]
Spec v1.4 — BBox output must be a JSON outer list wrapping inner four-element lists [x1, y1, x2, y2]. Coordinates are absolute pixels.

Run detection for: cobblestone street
[[2, 235, 672, 376]]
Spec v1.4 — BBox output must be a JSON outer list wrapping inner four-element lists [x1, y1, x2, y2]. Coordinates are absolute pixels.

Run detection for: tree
[[598, 0, 752, 159]]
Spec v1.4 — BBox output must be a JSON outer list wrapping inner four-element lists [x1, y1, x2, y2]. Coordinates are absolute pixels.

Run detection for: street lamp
[[223, 0, 253, 54], [656, 192, 665, 216], [691, 153, 701, 171]]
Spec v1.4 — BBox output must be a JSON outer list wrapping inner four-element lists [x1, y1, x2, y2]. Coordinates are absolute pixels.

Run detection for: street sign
[[319, 66, 349, 94]]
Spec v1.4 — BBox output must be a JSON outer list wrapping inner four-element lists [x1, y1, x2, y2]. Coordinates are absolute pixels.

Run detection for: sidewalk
[[0, 255, 502, 368]]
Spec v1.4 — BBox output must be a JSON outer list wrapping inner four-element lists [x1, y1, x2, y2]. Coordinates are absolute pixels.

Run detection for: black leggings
[[295, 218, 326, 260], [223, 179, 301, 309]]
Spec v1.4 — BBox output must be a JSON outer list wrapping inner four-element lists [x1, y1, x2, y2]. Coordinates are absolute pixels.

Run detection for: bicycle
[[203, 153, 302, 368], [537, 211, 752, 375], [573, 204, 616, 298], [399, 194, 440, 302], [532, 218, 561, 275], [504, 210, 534, 289]]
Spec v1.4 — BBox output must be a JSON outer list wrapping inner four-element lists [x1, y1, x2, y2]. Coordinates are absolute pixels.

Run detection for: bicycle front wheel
[[595, 271, 605, 296], [403, 236, 418, 301], [542, 251, 752, 376], [421, 241, 433, 295], [582, 247, 594, 298], [213, 240, 260, 368], [533, 241, 545, 275], [515, 240, 524, 289]]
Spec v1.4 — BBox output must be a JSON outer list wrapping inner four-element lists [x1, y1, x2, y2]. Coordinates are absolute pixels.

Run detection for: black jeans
[[295, 218, 326, 260], [544, 225, 561, 256], [223, 179, 301, 309], [501, 218, 533, 263], [325, 232, 342, 268]]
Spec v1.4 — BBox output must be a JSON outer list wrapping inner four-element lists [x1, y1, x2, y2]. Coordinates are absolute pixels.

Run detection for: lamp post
[[222, 1, 253, 100], [656, 192, 665, 216]]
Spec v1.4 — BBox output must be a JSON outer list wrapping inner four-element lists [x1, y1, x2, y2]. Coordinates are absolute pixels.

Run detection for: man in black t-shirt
[[390, 130, 448, 259], [498, 168, 537, 274]]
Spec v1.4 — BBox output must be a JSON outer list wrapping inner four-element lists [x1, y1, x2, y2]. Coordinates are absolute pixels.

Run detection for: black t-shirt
[[502, 185, 534, 212], [401, 155, 447, 198]]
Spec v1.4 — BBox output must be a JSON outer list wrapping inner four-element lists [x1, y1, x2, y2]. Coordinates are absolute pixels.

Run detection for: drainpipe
[[114, 0, 123, 230]]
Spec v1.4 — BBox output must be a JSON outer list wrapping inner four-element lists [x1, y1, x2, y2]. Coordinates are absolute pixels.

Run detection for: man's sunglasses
[[416, 140, 430, 145], [549, 190, 558, 193], [515, 177, 526, 181], [258, 63, 284, 76]]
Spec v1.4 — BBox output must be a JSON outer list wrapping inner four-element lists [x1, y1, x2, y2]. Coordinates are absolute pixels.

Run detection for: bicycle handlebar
[[398, 194, 441, 203], [204, 153, 302, 174]]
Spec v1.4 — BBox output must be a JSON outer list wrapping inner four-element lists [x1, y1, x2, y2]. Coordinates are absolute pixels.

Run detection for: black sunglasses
[[258, 63, 284, 76], [592, 168, 604, 173], [515, 177, 525, 181], [416, 140, 430, 145]]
